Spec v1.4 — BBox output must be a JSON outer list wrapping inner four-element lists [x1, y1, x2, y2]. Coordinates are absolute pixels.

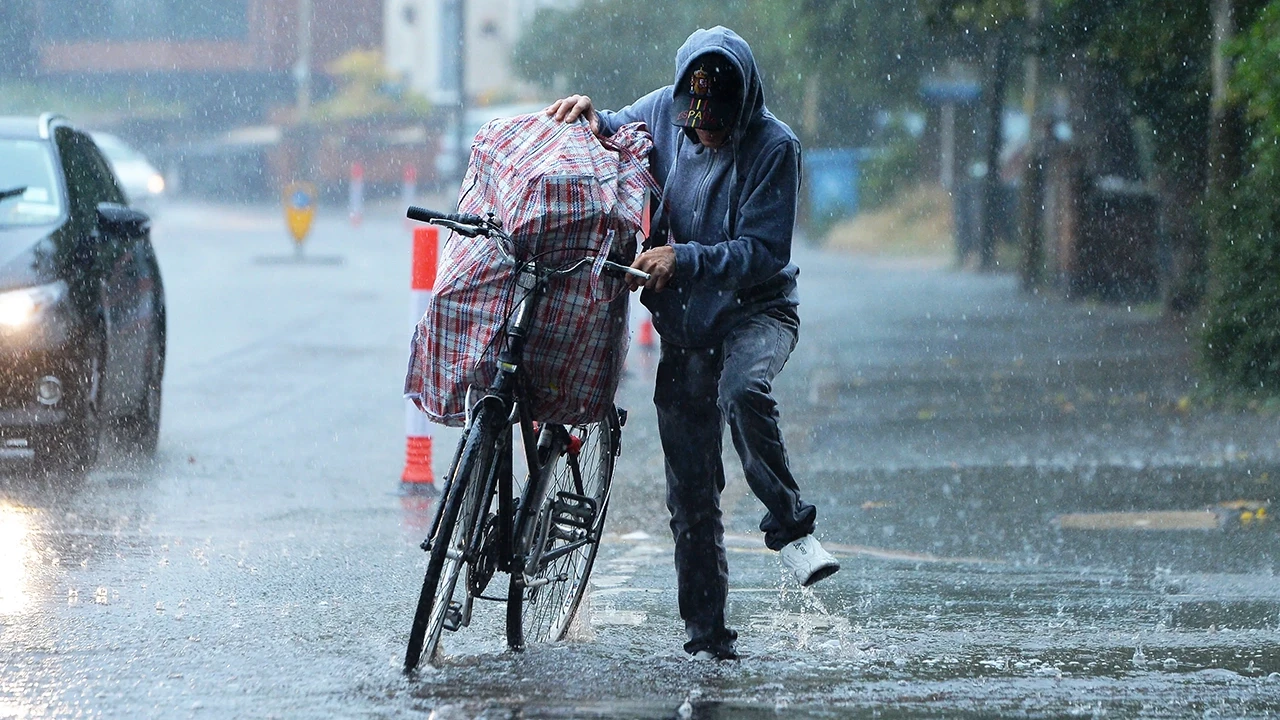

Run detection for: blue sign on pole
[[806, 148, 862, 226], [920, 80, 983, 105]]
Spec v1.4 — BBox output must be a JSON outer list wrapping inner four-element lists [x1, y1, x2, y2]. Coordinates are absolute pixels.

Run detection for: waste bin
[[1071, 176, 1160, 302], [805, 148, 861, 231]]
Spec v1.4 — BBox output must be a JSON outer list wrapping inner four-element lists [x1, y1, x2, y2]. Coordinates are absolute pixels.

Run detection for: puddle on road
[[393, 556, 1280, 718], [1170, 599, 1280, 630], [396, 635, 1280, 718], [388, 528, 1280, 716]]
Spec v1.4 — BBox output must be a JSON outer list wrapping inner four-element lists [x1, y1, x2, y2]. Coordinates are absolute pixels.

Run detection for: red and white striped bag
[[404, 113, 657, 426]]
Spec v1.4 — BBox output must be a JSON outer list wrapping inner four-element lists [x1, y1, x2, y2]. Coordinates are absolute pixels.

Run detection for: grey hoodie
[[596, 26, 801, 348]]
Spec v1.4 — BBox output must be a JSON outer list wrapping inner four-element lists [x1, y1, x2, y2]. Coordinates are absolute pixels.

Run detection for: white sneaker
[[779, 535, 840, 587], [690, 648, 739, 661]]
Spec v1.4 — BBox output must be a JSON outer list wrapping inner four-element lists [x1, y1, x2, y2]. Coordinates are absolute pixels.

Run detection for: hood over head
[[671, 55, 740, 131], [670, 27, 765, 141]]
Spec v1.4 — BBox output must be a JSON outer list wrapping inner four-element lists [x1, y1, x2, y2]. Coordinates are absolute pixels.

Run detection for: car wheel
[[120, 324, 163, 456], [34, 339, 103, 476]]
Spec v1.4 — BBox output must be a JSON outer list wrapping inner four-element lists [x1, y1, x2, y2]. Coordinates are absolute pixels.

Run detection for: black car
[[0, 113, 165, 474]]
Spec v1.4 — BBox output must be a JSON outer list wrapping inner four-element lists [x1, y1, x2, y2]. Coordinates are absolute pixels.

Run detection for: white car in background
[[90, 132, 166, 212]]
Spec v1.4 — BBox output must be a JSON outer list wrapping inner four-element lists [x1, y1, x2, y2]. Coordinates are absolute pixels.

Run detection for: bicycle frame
[[420, 260, 580, 622], [405, 205, 640, 664]]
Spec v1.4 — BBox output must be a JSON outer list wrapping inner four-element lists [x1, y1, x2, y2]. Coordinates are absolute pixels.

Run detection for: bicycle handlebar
[[602, 260, 651, 282], [406, 206, 487, 226], [406, 205, 652, 283]]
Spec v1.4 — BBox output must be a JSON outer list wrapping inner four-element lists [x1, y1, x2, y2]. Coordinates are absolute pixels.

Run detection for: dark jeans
[[654, 306, 817, 656]]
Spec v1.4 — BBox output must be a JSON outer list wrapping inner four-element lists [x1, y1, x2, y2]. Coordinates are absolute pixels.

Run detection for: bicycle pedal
[[442, 601, 464, 632], [552, 492, 598, 530]]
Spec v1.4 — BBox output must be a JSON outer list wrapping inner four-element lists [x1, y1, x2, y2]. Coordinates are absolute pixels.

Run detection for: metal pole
[[455, 0, 468, 183], [979, 28, 1009, 271], [940, 102, 955, 191], [295, 0, 312, 120], [1019, 0, 1045, 290], [1208, 0, 1239, 194], [294, 0, 314, 185]]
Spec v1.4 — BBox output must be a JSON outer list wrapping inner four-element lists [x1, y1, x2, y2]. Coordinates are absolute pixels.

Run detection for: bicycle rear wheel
[[506, 411, 617, 649], [404, 408, 498, 671]]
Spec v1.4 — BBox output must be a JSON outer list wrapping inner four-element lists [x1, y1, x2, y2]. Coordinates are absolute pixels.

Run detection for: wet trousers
[[654, 306, 818, 656]]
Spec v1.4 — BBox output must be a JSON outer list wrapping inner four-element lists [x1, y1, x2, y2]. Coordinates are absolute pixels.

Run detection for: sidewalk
[[607, 241, 1279, 569]]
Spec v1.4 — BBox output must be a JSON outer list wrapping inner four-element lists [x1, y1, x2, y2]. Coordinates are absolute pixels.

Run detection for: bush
[[859, 120, 925, 213], [1201, 1, 1280, 394], [1202, 172, 1280, 392]]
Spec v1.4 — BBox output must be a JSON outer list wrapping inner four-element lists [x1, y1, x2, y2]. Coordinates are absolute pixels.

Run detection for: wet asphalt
[[0, 201, 1277, 719]]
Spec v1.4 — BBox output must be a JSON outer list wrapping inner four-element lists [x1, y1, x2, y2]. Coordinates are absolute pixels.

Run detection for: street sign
[[283, 181, 317, 249], [920, 79, 982, 104]]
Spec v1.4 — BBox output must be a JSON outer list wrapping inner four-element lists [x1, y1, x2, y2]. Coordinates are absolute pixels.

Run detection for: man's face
[[695, 128, 730, 148]]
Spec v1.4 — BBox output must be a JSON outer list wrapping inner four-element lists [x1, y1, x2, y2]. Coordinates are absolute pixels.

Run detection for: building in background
[[27, 0, 382, 130], [383, 0, 572, 107], [11, 0, 398, 201], [383, 0, 574, 180], [5, 0, 571, 200]]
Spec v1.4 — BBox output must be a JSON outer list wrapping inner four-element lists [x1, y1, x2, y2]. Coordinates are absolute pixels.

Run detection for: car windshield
[[0, 139, 63, 227]]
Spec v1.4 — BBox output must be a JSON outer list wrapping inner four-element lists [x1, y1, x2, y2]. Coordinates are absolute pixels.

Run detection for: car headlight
[[147, 173, 166, 195], [0, 281, 68, 329]]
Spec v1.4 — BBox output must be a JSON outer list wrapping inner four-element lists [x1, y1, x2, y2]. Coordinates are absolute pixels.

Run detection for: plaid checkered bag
[[405, 113, 658, 426]]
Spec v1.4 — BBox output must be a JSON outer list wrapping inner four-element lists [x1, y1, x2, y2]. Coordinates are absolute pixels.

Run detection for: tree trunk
[[1184, 0, 1245, 312], [979, 29, 1010, 271], [1208, 0, 1243, 195], [1019, 0, 1045, 290]]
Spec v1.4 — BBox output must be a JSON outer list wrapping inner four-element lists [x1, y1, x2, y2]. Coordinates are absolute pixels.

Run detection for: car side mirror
[[96, 202, 150, 236]]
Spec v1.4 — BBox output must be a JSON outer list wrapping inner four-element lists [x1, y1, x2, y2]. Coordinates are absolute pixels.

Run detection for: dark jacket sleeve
[[672, 137, 800, 291], [596, 88, 665, 137]]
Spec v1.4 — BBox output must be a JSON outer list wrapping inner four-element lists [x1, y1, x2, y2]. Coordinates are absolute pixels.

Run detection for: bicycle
[[403, 205, 649, 672]]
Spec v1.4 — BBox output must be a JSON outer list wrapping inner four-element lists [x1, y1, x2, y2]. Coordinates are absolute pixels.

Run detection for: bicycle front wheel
[[507, 411, 617, 649], [404, 408, 498, 671]]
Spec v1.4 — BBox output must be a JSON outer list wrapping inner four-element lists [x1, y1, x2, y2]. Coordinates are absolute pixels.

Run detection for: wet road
[[1, 202, 1278, 718]]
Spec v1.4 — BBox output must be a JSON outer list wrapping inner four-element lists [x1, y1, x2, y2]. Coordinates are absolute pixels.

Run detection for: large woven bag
[[405, 114, 657, 426]]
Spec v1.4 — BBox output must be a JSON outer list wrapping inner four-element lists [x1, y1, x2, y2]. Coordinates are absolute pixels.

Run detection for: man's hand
[[545, 95, 599, 134], [629, 246, 676, 292]]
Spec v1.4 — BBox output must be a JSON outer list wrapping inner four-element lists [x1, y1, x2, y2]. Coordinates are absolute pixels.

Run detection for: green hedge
[[1201, 1, 1280, 394]]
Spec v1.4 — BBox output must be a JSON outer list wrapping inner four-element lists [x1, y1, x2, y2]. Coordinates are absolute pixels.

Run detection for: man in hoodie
[[546, 26, 839, 661]]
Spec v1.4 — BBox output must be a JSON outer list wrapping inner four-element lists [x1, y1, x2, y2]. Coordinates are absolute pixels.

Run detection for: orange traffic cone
[[402, 226, 438, 488], [638, 315, 655, 348]]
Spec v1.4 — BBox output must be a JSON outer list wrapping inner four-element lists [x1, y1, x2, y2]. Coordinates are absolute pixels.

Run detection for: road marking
[[589, 575, 630, 588], [1057, 510, 1221, 530], [586, 541, 663, 630], [590, 610, 647, 626], [1056, 501, 1270, 531]]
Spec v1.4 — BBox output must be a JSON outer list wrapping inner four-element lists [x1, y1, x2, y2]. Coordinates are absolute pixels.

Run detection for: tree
[[511, 0, 933, 149], [928, 0, 1268, 298], [920, 1, 1021, 271], [1200, 0, 1280, 394], [796, 0, 935, 147], [312, 50, 430, 122]]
